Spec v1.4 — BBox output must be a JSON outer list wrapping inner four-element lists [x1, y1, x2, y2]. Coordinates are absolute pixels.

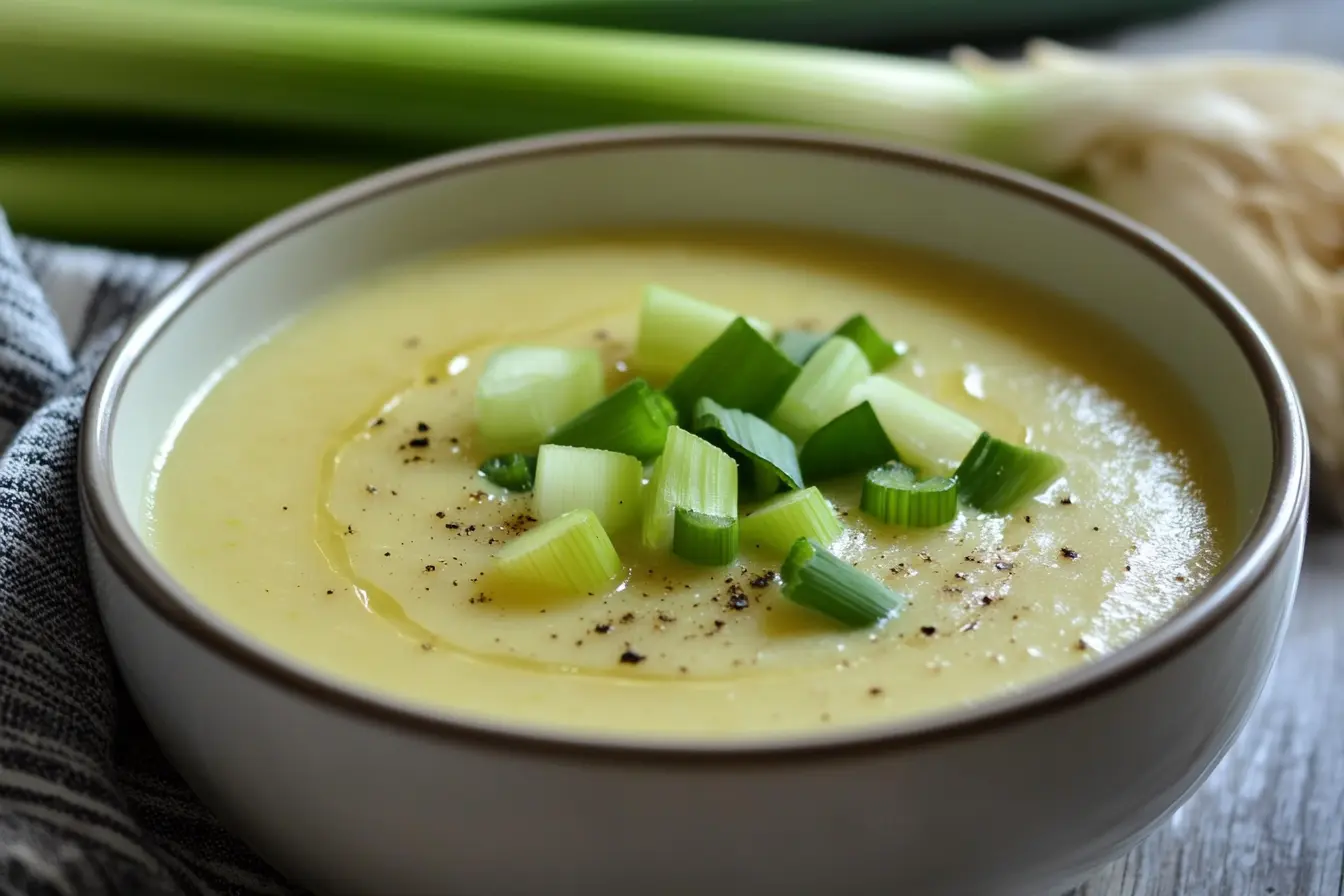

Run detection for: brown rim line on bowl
[[80, 124, 1309, 761]]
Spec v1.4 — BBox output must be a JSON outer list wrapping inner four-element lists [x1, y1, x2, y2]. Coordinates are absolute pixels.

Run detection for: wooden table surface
[[1063, 4, 1344, 890]]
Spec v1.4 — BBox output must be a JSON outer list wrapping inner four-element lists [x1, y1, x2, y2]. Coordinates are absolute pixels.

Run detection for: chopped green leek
[[846, 376, 981, 475], [833, 314, 904, 371], [641, 426, 738, 551], [955, 432, 1066, 512], [634, 285, 772, 383], [859, 461, 958, 527], [770, 335, 872, 443], [672, 508, 739, 566], [663, 318, 799, 421], [798, 401, 899, 482], [492, 508, 622, 595], [475, 346, 604, 452], [478, 452, 537, 492], [692, 396, 802, 501], [779, 538, 906, 628], [740, 486, 842, 553], [774, 329, 828, 366], [533, 444, 644, 533], [547, 378, 677, 461]]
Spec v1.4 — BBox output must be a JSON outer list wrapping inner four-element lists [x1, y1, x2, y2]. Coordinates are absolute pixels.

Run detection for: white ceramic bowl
[[80, 126, 1309, 896]]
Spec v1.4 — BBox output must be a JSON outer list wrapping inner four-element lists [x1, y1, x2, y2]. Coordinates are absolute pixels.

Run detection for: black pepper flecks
[[920, 626, 937, 636], [416, 422, 430, 433], [425, 564, 436, 572], [620, 612, 636, 624], [1061, 547, 1080, 560], [408, 437, 430, 449], [619, 648, 646, 665], [594, 623, 611, 634]]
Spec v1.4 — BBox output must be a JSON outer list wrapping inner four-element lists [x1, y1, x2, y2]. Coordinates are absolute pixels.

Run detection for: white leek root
[[956, 41, 1344, 507]]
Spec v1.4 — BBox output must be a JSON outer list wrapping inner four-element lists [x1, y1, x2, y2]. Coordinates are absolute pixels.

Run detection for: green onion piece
[[797, 401, 899, 482], [534, 444, 644, 533], [478, 452, 537, 492], [955, 432, 1066, 512], [860, 461, 958, 527], [475, 346, 604, 452], [692, 396, 802, 501], [546, 378, 677, 461], [641, 426, 738, 551], [492, 508, 622, 595], [740, 486, 843, 553], [634, 284, 772, 383], [846, 375, 981, 475], [770, 335, 872, 443], [779, 538, 906, 628], [774, 329, 828, 366], [672, 508, 739, 566], [663, 317, 800, 422], [832, 314, 904, 371]]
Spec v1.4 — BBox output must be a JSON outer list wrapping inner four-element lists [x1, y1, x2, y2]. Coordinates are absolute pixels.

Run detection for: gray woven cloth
[[0, 213, 299, 896]]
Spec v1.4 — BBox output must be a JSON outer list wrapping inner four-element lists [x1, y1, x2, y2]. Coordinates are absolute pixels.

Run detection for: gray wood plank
[[1070, 532, 1344, 895]]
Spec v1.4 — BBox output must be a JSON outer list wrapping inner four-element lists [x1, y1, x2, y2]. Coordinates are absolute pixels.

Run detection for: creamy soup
[[146, 229, 1232, 737]]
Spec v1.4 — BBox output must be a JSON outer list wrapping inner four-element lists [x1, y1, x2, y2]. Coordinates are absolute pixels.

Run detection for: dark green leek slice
[[859, 461, 958, 527], [833, 314, 903, 371], [797, 401, 899, 482], [672, 508, 739, 566], [478, 452, 537, 491], [779, 538, 907, 628], [547, 378, 677, 461], [955, 432, 1065, 512], [663, 317, 799, 422], [693, 396, 802, 501]]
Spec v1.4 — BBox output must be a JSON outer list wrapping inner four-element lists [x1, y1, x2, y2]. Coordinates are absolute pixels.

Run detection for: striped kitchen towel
[[0, 212, 299, 896]]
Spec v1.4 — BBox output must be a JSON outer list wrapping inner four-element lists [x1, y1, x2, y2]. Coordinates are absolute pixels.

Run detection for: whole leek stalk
[[0, 0, 1341, 506], [0, 150, 376, 250]]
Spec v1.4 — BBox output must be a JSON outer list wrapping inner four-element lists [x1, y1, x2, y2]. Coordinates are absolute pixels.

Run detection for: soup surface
[[146, 229, 1232, 738]]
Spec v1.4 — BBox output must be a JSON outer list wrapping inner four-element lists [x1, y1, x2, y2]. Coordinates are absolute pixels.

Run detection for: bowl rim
[[80, 124, 1309, 762]]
